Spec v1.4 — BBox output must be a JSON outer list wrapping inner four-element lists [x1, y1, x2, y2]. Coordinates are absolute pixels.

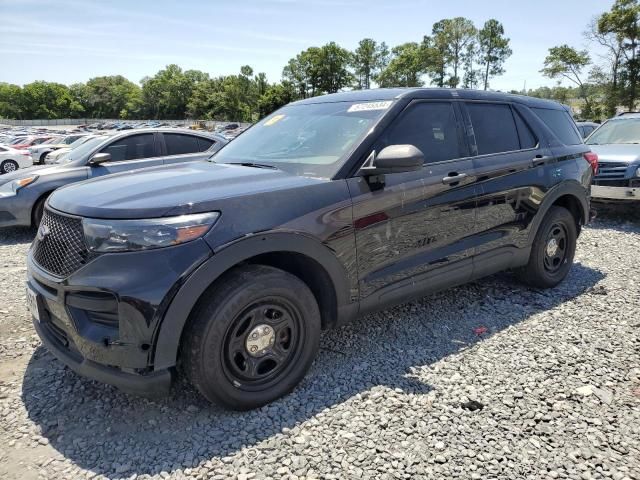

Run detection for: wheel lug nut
[[249, 345, 258, 353]]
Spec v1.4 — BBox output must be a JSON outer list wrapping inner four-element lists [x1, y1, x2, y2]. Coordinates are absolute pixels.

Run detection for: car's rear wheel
[[516, 206, 577, 288], [182, 265, 321, 410], [1, 160, 18, 174], [39, 152, 48, 164]]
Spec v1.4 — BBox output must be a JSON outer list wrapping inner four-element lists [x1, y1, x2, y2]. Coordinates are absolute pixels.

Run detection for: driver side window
[[101, 134, 155, 162], [380, 101, 463, 164]]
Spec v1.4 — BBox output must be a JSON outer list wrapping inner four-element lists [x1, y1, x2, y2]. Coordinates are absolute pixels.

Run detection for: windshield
[[587, 118, 640, 145], [56, 136, 107, 164], [213, 100, 393, 178], [42, 136, 62, 145]]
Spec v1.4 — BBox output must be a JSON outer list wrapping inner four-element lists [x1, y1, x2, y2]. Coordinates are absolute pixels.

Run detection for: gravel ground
[[1, 206, 639, 480]]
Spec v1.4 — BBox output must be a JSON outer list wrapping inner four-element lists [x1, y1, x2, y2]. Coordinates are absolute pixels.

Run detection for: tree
[[598, 0, 640, 111], [0, 83, 23, 119], [442, 17, 477, 87], [258, 82, 295, 117], [81, 75, 142, 119], [351, 38, 389, 89], [478, 19, 512, 90], [283, 43, 352, 98], [377, 42, 426, 87], [541, 45, 593, 116], [141, 64, 206, 119], [19, 81, 84, 119], [425, 22, 451, 87]]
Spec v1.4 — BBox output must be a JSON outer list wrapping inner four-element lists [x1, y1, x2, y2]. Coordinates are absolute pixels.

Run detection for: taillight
[[584, 152, 598, 175]]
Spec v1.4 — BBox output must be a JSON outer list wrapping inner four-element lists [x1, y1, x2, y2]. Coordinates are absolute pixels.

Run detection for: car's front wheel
[[516, 206, 577, 288], [182, 265, 321, 410], [1, 160, 18, 174]]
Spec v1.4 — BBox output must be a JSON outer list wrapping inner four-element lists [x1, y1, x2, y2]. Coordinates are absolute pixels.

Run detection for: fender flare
[[152, 231, 354, 369], [527, 181, 589, 244]]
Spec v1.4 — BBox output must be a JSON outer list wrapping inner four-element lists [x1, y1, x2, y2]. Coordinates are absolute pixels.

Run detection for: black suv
[[26, 89, 595, 410]]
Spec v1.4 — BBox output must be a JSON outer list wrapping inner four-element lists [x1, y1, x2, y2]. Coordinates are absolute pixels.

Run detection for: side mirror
[[360, 145, 424, 176], [88, 152, 111, 166]]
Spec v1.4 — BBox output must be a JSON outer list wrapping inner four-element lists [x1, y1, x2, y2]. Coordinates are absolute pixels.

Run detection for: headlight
[[0, 176, 38, 194], [82, 212, 220, 253]]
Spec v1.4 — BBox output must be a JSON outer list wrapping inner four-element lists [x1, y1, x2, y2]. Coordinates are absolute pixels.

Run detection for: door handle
[[532, 155, 552, 166], [442, 172, 468, 185]]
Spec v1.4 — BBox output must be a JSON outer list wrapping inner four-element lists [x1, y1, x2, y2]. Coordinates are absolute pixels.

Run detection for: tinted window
[[467, 103, 520, 155], [514, 110, 537, 149], [165, 134, 201, 155], [532, 108, 582, 145], [101, 133, 155, 161], [197, 137, 215, 151], [384, 102, 461, 164]]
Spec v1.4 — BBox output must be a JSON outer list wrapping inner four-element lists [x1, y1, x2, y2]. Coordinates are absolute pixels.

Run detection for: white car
[[0, 145, 33, 174], [28, 134, 87, 164], [44, 134, 106, 164]]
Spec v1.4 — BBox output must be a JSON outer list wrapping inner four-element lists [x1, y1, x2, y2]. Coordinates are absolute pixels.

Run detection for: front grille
[[595, 162, 629, 180], [32, 208, 90, 277]]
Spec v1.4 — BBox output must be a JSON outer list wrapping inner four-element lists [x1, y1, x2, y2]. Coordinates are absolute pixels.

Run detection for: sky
[[0, 0, 613, 91]]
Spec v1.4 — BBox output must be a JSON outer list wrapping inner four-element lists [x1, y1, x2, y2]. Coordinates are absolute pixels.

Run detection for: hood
[[49, 162, 327, 219], [0, 164, 68, 184], [588, 144, 640, 164]]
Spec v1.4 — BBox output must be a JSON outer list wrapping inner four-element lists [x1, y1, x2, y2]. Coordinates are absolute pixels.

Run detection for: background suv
[[26, 89, 594, 410], [588, 112, 640, 202], [0, 129, 227, 228]]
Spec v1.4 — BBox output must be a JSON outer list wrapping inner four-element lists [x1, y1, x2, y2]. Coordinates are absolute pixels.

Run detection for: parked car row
[[13, 88, 600, 411]]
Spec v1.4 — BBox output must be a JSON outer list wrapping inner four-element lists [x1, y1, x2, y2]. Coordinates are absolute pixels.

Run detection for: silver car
[[0, 128, 227, 228], [587, 113, 640, 202]]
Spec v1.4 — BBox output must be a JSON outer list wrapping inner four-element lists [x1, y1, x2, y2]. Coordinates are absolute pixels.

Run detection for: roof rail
[[616, 111, 640, 116]]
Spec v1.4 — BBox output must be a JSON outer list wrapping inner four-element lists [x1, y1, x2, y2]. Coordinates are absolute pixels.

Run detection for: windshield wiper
[[237, 162, 278, 170]]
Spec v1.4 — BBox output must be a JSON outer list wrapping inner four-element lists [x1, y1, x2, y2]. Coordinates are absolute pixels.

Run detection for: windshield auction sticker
[[347, 101, 393, 113], [264, 114, 286, 126]]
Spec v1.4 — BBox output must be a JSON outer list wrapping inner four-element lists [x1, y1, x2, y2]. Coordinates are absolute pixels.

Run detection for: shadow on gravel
[[0, 226, 35, 246], [590, 203, 640, 231], [21, 263, 604, 478]]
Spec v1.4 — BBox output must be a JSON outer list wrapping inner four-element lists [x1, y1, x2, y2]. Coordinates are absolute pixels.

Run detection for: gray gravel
[[1, 207, 640, 480]]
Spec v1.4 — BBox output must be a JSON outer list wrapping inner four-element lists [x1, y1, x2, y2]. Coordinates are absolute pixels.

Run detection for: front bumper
[[27, 238, 212, 396], [0, 191, 34, 227], [591, 185, 639, 201], [33, 316, 172, 396]]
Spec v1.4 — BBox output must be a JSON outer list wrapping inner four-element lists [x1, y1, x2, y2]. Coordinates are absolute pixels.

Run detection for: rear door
[[347, 100, 478, 308], [88, 132, 164, 177], [160, 133, 218, 165], [459, 101, 552, 269]]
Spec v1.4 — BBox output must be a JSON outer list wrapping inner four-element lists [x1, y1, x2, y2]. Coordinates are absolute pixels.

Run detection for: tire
[[516, 206, 577, 289], [32, 195, 48, 228], [39, 152, 49, 164], [1, 160, 18, 174], [182, 264, 321, 410]]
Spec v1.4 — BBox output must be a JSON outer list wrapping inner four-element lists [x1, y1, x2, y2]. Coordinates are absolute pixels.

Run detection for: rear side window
[[532, 108, 582, 145], [514, 110, 537, 149], [466, 103, 520, 155], [101, 133, 155, 161], [197, 137, 215, 151], [164, 134, 203, 155], [384, 101, 462, 164]]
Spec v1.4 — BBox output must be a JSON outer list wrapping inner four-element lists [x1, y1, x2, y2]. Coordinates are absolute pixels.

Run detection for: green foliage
[[19, 81, 84, 119], [477, 19, 512, 90], [351, 38, 389, 89], [377, 42, 427, 87]]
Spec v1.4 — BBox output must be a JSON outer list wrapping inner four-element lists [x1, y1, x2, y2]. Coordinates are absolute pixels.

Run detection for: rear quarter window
[[532, 108, 582, 145]]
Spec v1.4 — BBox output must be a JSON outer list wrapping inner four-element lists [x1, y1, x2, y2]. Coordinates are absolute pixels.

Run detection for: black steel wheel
[[182, 265, 321, 410], [222, 299, 304, 391], [516, 206, 577, 289]]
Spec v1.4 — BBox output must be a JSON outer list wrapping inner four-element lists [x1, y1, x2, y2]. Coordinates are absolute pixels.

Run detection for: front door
[[347, 100, 478, 311], [88, 132, 164, 177]]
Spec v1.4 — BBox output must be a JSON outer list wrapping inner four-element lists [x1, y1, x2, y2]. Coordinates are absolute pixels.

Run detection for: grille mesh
[[595, 162, 629, 180], [32, 209, 90, 277]]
